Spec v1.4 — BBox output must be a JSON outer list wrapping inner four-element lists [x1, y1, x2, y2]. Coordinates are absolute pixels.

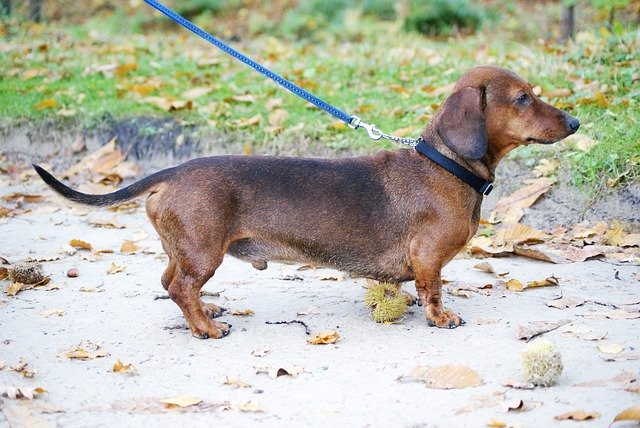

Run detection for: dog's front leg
[[410, 236, 465, 329]]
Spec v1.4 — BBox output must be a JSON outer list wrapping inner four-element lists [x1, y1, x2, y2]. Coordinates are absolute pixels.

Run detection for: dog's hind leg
[[167, 256, 231, 339]]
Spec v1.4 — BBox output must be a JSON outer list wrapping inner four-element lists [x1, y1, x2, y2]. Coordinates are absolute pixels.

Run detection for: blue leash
[[142, 0, 419, 146], [142, 0, 493, 194]]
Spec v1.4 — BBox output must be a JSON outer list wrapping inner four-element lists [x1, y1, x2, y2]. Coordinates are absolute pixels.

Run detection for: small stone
[[67, 268, 79, 278]]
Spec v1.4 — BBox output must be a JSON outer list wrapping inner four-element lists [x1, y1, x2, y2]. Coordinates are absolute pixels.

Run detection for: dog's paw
[[426, 310, 465, 329], [191, 322, 232, 339]]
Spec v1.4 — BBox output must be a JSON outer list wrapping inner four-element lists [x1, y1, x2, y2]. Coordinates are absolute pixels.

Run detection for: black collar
[[414, 137, 494, 196]]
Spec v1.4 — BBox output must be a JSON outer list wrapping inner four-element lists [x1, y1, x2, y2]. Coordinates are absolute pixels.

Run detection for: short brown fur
[[35, 66, 579, 339]]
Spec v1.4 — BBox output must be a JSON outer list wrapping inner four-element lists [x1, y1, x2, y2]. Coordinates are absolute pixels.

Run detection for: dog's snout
[[566, 116, 580, 134]]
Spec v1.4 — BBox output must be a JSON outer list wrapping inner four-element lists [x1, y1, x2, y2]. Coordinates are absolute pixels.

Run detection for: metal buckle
[[482, 182, 494, 196], [348, 115, 383, 140]]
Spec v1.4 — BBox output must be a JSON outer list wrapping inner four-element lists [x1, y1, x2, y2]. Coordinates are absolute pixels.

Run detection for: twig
[[265, 320, 311, 335]]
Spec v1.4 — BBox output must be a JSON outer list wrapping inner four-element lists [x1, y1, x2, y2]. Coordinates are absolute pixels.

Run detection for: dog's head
[[430, 66, 579, 162]]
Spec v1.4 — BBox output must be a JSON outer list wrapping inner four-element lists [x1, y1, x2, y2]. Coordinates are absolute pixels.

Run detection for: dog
[[34, 66, 579, 339]]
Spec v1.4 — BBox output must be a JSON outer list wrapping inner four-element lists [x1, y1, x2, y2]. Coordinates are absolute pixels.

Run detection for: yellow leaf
[[235, 400, 265, 412], [121, 240, 139, 254], [307, 330, 340, 345], [505, 279, 524, 292], [160, 395, 202, 408], [328, 122, 346, 131], [40, 309, 64, 317], [107, 263, 125, 275], [112, 360, 136, 374], [489, 177, 555, 224], [236, 115, 261, 128], [5, 282, 24, 296], [604, 221, 625, 246], [222, 376, 251, 388], [35, 98, 57, 110], [115, 63, 138, 77], [231, 309, 255, 316]]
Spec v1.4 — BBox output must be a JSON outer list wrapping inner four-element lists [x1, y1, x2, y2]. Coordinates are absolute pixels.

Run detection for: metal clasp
[[349, 115, 383, 140], [482, 182, 494, 196]]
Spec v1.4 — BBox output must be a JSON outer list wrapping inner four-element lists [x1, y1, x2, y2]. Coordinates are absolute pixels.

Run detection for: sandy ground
[[1, 178, 639, 428]]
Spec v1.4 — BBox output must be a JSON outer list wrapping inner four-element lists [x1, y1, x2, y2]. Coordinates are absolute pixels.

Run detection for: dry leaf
[[234, 400, 265, 413], [516, 320, 571, 341], [494, 224, 547, 246], [422, 365, 482, 389], [506, 276, 558, 292], [230, 309, 254, 316], [89, 217, 125, 229], [307, 330, 340, 345], [0, 386, 46, 400], [160, 395, 202, 409], [5, 282, 24, 296], [222, 376, 251, 388], [10, 361, 35, 378], [236, 115, 261, 128], [40, 309, 64, 317], [473, 262, 494, 273], [555, 410, 600, 421], [79, 286, 104, 293], [598, 343, 624, 354], [584, 309, 640, 320], [546, 295, 585, 309], [107, 263, 125, 274], [559, 324, 607, 341], [486, 420, 507, 428], [112, 360, 137, 375], [490, 177, 555, 224], [611, 405, 640, 424], [600, 352, 640, 362], [1, 193, 44, 203], [69, 239, 92, 251], [35, 98, 57, 110], [121, 240, 139, 254], [255, 365, 304, 379], [502, 380, 536, 390], [60, 341, 108, 360], [183, 87, 211, 100]]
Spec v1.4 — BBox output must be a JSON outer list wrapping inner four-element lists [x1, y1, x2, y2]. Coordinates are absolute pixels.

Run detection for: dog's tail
[[33, 164, 173, 207]]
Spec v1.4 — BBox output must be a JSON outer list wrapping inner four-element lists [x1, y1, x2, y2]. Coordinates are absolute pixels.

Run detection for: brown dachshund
[[34, 66, 579, 339]]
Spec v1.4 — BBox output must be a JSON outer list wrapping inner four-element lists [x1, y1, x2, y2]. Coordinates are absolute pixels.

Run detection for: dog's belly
[[227, 238, 414, 282]]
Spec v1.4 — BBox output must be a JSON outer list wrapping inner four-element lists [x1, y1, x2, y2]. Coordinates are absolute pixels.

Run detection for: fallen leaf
[[598, 343, 624, 354], [486, 420, 507, 428], [60, 341, 108, 360], [35, 98, 57, 110], [555, 410, 600, 421], [255, 365, 304, 379], [583, 309, 640, 320], [5, 282, 24, 296], [473, 262, 495, 273], [506, 276, 558, 292], [234, 400, 264, 413], [222, 376, 251, 388], [10, 361, 35, 378], [115, 63, 138, 77], [112, 360, 137, 375], [69, 239, 92, 251], [0, 267, 8, 280], [611, 405, 640, 424], [559, 324, 607, 341], [546, 295, 585, 309], [494, 224, 547, 247], [183, 87, 211, 100], [88, 217, 125, 229], [307, 330, 340, 345], [236, 115, 261, 128], [516, 320, 571, 341], [455, 391, 505, 415], [1, 193, 44, 203], [160, 395, 202, 409], [107, 263, 125, 274], [422, 365, 483, 389], [228, 94, 255, 104], [121, 240, 140, 254], [489, 177, 555, 224], [40, 309, 64, 317], [79, 286, 104, 293], [0, 386, 46, 400], [231, 309, 254, 316]]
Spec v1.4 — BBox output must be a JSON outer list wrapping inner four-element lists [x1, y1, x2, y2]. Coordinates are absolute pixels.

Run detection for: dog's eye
[[515, 93, 530, 105]]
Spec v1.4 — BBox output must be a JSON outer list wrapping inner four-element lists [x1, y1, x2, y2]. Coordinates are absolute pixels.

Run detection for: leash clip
[[349, 116, 383, 141]]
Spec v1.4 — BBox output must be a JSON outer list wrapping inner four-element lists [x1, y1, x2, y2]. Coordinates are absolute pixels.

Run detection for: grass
[[0, 7, 639, 190]]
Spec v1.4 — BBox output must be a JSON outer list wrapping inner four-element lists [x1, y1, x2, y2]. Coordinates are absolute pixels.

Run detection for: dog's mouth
[[526, 137, 555, 145]]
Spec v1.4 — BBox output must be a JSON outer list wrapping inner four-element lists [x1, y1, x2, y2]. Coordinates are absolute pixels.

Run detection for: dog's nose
[[567, 116, 580, 134]]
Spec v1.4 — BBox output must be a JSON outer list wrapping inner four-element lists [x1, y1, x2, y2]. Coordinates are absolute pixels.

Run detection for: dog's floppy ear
[[435, 86, 487, 160]]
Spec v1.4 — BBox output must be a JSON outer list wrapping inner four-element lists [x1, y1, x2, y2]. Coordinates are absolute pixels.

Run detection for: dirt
[[1, 120, 639, 427]]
